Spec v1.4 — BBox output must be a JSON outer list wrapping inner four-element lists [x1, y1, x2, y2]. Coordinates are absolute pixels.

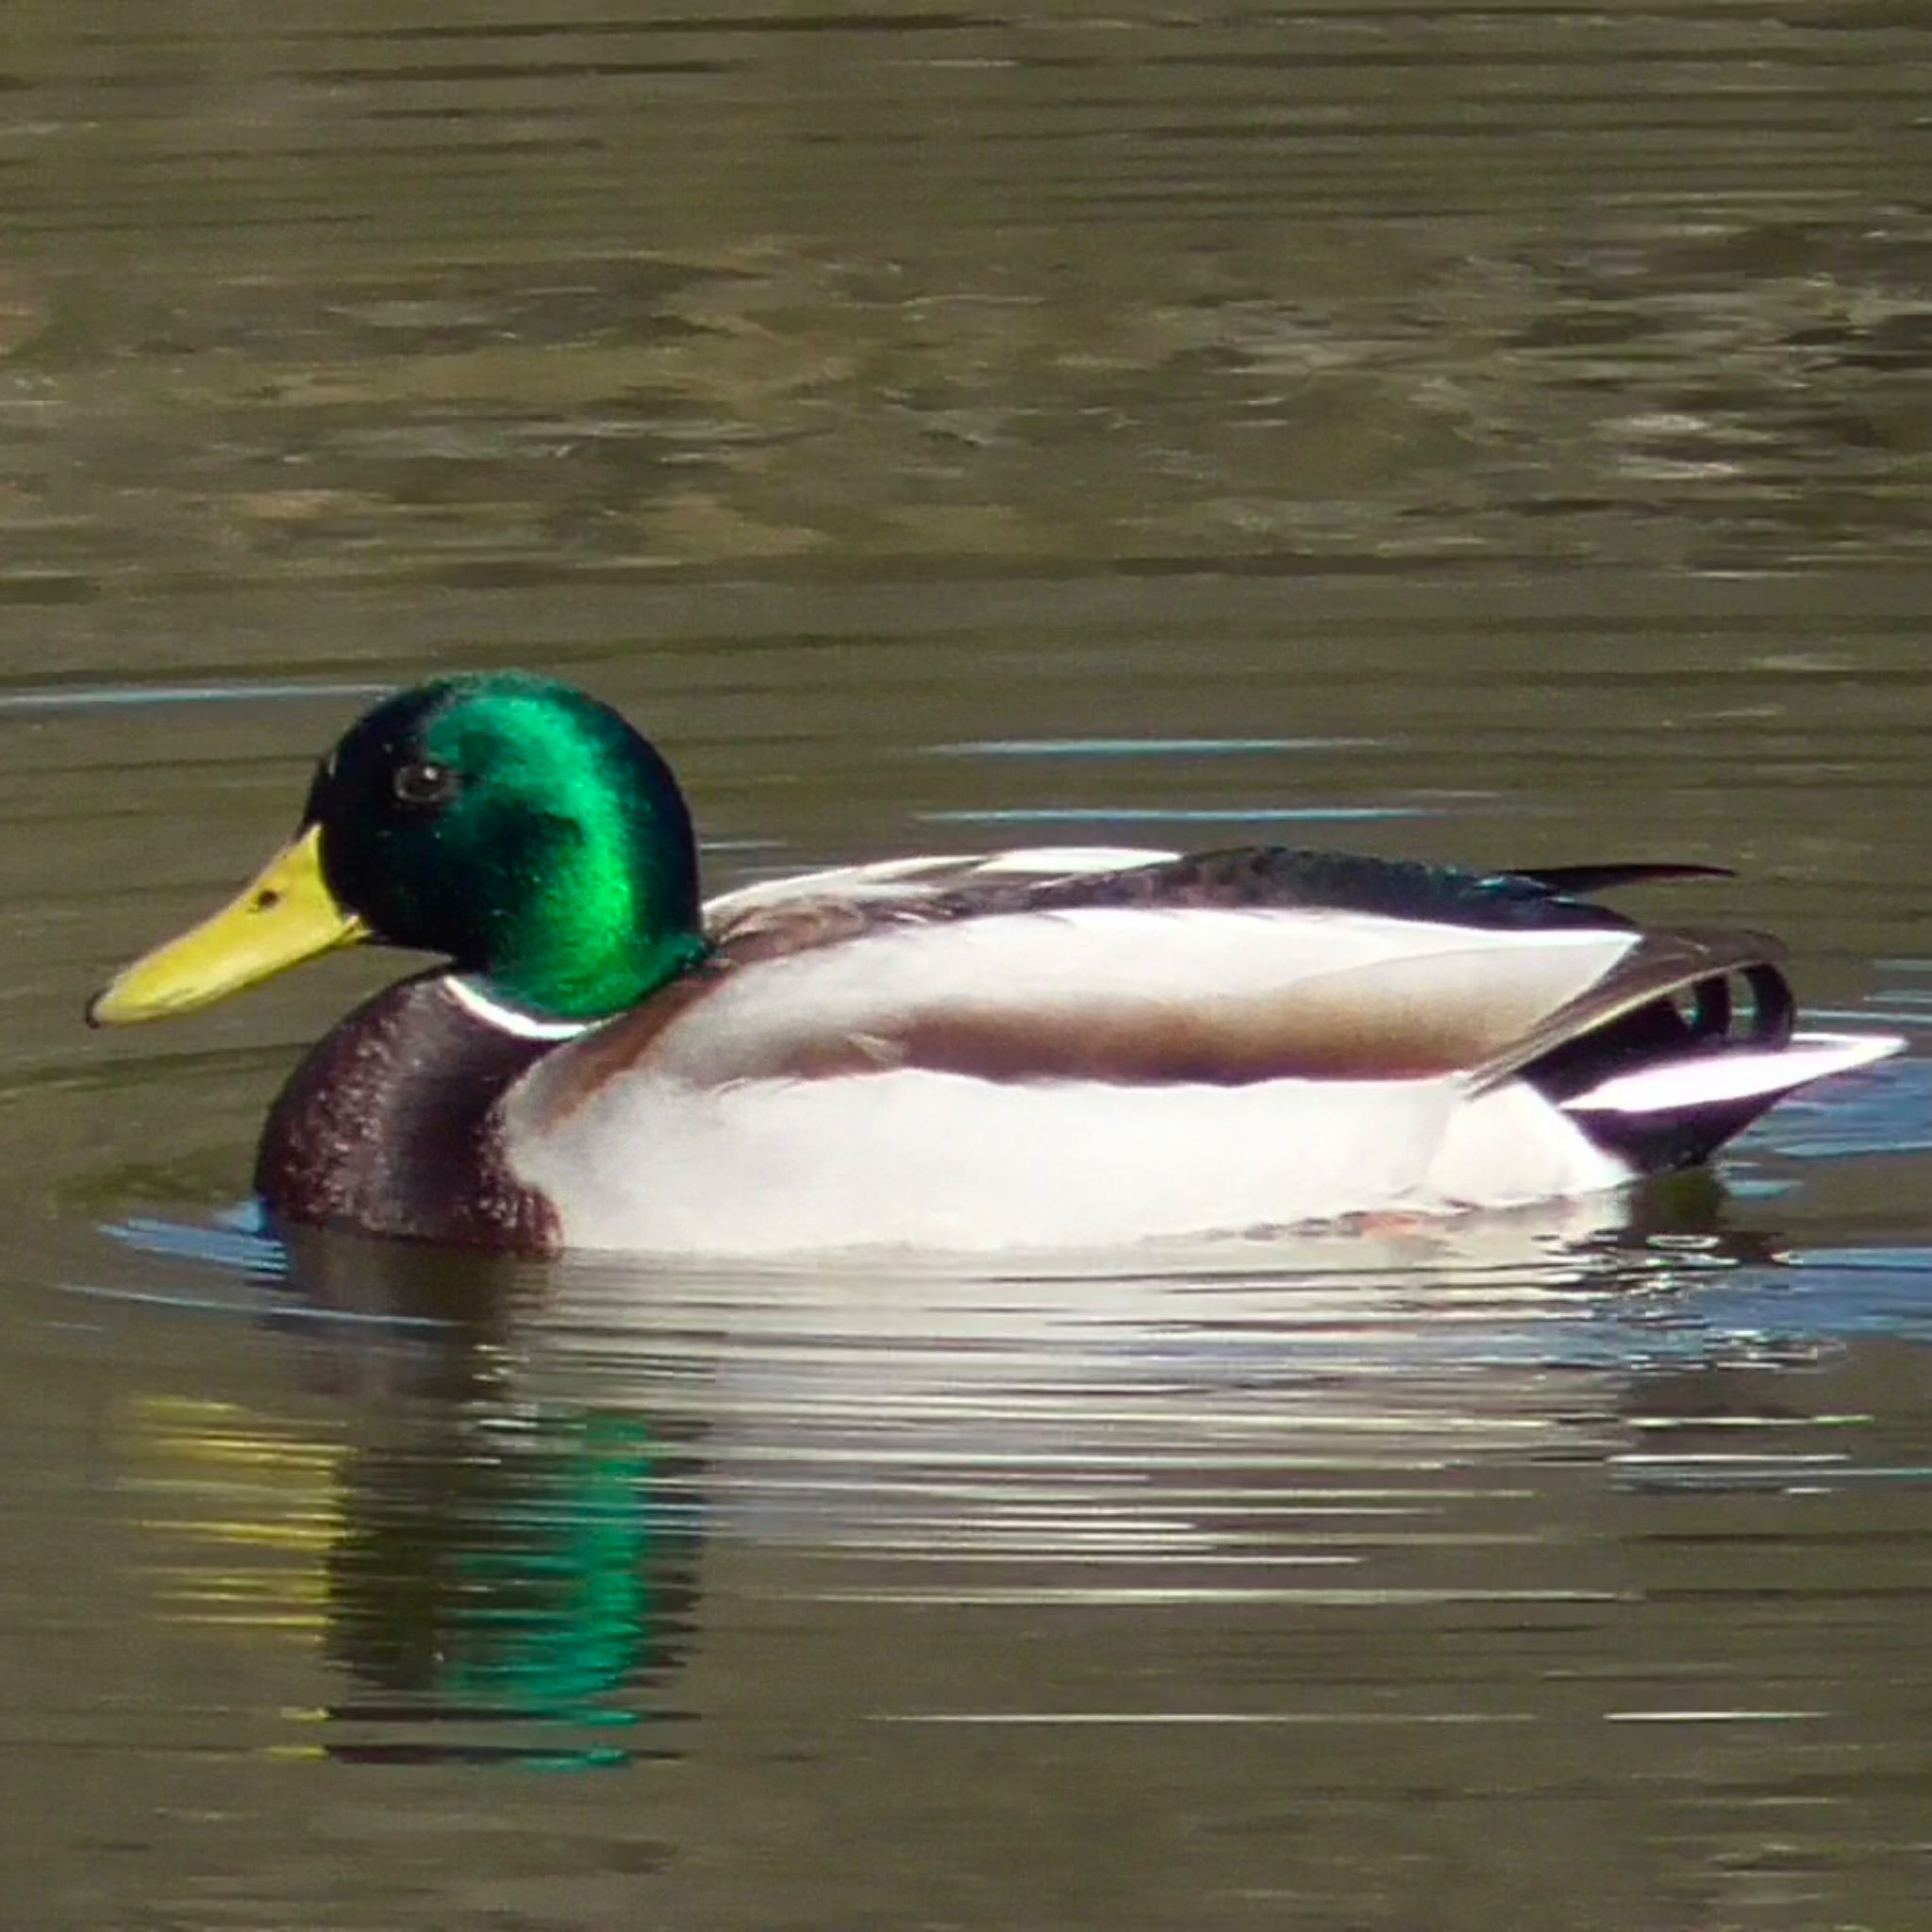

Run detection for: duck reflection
[[111, 1178, 1856, 1774], [196, 1228, 702, 1769]]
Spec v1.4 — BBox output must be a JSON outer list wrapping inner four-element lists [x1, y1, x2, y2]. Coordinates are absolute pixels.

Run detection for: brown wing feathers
[[536, 849, 1774, 1113]]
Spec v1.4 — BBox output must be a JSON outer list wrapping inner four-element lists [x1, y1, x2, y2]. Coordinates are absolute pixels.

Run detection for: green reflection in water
[[324, 1404, 687, 1767], [126, 1230, 702, 1771]]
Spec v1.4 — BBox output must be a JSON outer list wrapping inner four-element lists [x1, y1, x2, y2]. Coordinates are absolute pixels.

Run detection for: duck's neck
[[468, 789, 708, 1024], [479, 919, 708, 1025]]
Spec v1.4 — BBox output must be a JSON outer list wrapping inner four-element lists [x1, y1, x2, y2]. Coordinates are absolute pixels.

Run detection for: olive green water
[[3, 5, 1930, 1927]]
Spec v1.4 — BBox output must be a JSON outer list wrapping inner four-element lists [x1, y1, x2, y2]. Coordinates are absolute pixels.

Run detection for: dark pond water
[[3, 4, 1930, 1927]]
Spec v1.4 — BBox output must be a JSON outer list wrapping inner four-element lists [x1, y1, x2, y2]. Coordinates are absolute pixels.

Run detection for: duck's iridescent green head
[[89, 675, 708, 1027], [310, 675, 704, 1017]]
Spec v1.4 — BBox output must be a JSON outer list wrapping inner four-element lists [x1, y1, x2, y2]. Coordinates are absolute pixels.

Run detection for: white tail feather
[[1561, 1030, 1905, 1117]]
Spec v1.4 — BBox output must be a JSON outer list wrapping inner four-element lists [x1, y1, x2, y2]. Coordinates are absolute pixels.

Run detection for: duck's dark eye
[[393, 758, 458, 808]]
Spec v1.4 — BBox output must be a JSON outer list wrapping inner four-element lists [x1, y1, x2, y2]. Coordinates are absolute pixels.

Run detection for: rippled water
[[3, 3, 1930, 1927]]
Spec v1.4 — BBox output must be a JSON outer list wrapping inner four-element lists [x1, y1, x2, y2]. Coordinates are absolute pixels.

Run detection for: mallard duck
[[88, 673, 1902, 1257]]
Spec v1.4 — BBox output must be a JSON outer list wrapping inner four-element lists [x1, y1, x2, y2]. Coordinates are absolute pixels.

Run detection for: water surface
[[2, 3, 1929, 1927]]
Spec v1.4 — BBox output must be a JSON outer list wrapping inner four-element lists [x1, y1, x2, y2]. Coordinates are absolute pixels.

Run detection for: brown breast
[[253, 974, 563, 1255]]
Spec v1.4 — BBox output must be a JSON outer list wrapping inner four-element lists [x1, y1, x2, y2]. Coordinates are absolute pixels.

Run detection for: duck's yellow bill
[[87, 824, 368, 1026]]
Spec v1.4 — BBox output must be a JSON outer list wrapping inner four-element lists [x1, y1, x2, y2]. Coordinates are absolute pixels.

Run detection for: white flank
[[504, 1067, 1631, 1257], [1561, 1030, 1905, 1115]]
